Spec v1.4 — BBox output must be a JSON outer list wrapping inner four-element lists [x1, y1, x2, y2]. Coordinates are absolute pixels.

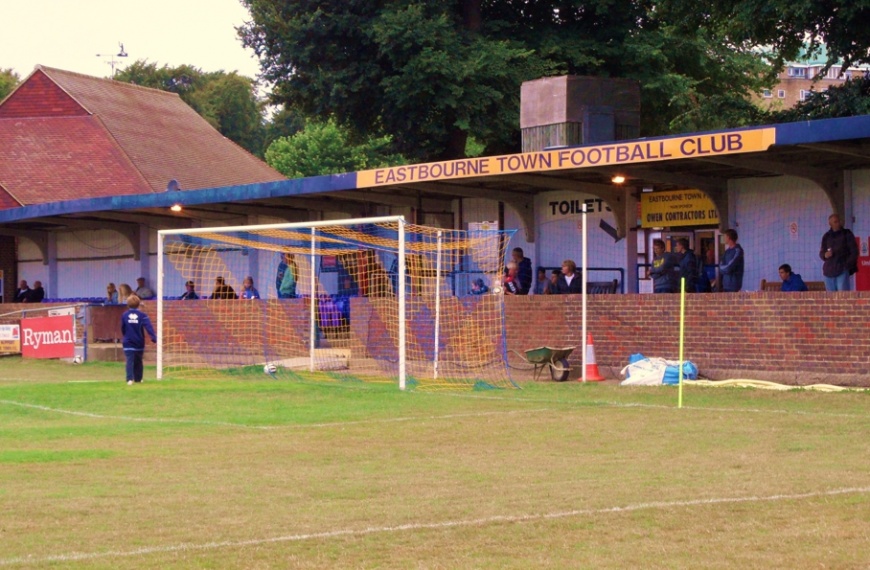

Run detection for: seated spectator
[[548, 269, 560, 294], [503, 262, 520, 295], [118, 283, 133, 304], [14, 280, 30, 303], [28, 281, 45, 303], [135, 277, 155, 299], [555, 259, 582, 294], [470, 278, 490, 295], [338, 275, 359, 297], [240, 276, 260, 300], [180, 280, 199, 300], [532, 267, 550, 295], [106, 283, 119, 304], [779, 264, 809, 292], [210, 276, 238, 300]]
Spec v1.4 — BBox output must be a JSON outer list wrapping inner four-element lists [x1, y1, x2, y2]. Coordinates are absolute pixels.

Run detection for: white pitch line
[[428, 391, 870, 420], [0, 399, 552, 430], [2, 486, 868, 567]]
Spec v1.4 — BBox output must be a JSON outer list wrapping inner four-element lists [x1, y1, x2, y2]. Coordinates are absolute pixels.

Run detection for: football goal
[[157, 216, 518, 390]]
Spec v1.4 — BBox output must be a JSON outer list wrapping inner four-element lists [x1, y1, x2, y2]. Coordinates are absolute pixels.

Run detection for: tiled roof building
[[0, 66, 285, 210]]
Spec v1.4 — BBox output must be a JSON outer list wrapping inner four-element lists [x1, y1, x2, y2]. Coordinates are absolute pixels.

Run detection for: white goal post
[[156, 216, 516, 390]]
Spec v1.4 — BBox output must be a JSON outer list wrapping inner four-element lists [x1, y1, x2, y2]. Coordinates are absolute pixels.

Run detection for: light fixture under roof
[[611, 175, 626, 184], [170, 204, 182, 212]]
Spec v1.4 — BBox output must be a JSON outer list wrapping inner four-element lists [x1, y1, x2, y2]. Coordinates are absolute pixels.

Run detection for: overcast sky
[[1, 0, 261, 81]]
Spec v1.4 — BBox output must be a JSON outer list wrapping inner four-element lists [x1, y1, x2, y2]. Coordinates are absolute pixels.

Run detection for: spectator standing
[[510, 248, 533, 295], [819, 213, 858, 292], [14, 280, 30, 303], [555, 259, 583, 294], [779, 264, 809, 292], [649, 239, 679, 293], [120, 295, 156, 385], [135, 277, 155, 300], [180, 281, 199, 300], [210, 276, 238, 300], [674, 238, 698, 293], [118, 283, 133, 304], [698, 248, 716, 292], [27, 281, 45, 303], [276, 253, 298, 299], [719, 229, 745, 292], [106, 283, 119, 304], [240, 276, 260, 300]]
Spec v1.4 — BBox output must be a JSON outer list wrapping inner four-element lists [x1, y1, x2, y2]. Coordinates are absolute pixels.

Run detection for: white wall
[[729, 175, 836, 290]]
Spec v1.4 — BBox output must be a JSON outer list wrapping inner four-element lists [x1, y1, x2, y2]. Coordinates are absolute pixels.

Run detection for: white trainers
[[127, 380, 133, 385]]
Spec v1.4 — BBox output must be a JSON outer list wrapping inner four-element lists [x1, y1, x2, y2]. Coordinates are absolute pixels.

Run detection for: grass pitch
[[1, 357, 869, 568]]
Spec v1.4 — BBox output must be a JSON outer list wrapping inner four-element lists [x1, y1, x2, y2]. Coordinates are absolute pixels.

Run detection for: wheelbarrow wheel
[[550, 358, 570, 382]]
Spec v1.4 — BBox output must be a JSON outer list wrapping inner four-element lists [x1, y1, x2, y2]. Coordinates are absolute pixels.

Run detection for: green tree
[[265, 118, 406, 178], [115, 61, 266, 155], [239, 0, 776, 160], [241, 1, 548, 161], [0, 68, 20, 101], [655, 0, 870, 72]]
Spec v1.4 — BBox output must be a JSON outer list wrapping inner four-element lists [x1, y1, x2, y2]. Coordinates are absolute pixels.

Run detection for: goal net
[[157, 216, 518, 390]]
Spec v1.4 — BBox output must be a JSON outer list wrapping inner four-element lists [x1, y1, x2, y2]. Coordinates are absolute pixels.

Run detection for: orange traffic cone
[[582, 334, 606, 382]]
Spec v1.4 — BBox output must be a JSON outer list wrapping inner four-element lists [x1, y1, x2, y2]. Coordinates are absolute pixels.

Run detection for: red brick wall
[[4, 294, 868, 385], [505, 293, 870, 385], [0, 70, 87, 118]]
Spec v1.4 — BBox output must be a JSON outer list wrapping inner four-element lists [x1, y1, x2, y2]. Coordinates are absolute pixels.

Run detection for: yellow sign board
[[641, 189, 720, 228], [0, 324, 20, 354], [357, 127, 776, 188]]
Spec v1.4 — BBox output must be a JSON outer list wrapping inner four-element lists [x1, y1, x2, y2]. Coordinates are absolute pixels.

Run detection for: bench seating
[[588, 279, 619, 294], [759, 279, 826, 292]]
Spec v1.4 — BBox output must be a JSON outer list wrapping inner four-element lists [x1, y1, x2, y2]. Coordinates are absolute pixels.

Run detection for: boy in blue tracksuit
[[121, 294, 157, 385]]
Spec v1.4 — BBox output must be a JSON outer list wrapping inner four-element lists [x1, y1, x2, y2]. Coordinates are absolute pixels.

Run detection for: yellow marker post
[[678, 277, 686, 408]]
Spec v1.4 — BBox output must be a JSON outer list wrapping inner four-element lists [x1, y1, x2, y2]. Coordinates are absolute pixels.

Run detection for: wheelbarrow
[[522, 346, 576, 382]]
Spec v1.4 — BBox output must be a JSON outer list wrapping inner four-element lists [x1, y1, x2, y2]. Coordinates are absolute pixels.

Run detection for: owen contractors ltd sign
[[21, 315, 75, 359]]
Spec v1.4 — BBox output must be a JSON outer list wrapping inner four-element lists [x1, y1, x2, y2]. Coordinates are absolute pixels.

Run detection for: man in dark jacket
[[27, 281, 45, 303], [650, 239, 679, 293], [511, 248, 533, 295], [820, 214, 858, 291], [674, 238, 698, 293]]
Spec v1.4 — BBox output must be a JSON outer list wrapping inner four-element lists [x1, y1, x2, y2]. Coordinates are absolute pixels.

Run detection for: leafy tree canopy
[[240, 0, 780, 160], [0, 68, 20, 102], [115, 61, 265, 155], [265, 118, 406, 178]]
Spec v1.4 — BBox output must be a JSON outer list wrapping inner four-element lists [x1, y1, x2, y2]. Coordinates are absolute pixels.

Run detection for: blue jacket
[[650, 252, 679, 293], [241, 287, 260, 300], [678, 250, 698, 292], [719, 244, 744, 292], [781, 273, 809, 292], [121, 308, 157, 351], [516, 257, 533, 295]]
